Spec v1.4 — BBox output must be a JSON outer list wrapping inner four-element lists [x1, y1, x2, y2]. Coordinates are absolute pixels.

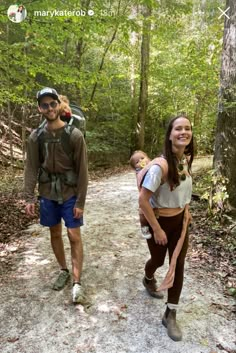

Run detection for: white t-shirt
[[142, 164, 192, 209], [14, 11, 24, 22]]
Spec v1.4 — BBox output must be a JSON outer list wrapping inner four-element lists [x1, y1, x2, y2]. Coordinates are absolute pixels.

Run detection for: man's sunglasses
[[40, 101, 58, 110]]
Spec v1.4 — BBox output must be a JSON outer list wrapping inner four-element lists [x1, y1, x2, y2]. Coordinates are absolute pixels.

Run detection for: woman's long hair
[[163, 115, 194, 189]]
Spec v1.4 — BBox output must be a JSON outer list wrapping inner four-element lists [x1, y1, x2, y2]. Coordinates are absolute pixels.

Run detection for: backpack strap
[[137, 156, 168, 190], [36, 120, 47, 164], [62, 124, 75, 158], [68, 116, 74, 126], [36, 123, 75, 163]]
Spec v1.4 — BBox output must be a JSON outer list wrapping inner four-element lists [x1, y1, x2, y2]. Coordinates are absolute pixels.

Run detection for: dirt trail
[[0, 165, 235, 353]]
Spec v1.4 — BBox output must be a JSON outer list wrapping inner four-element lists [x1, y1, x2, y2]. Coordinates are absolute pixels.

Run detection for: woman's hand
[[139, 187, 168, 245], [153, 228, 168, 245]]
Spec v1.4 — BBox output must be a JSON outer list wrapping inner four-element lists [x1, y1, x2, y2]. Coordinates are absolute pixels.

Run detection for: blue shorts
[[39, 196, 83, 228]]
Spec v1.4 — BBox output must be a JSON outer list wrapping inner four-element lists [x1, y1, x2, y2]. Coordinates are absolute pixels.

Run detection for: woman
[[139, 115, 194, 341], [14, 5, 25, 22]]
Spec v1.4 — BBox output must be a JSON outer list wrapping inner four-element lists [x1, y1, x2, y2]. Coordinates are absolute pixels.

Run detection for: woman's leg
[[167, 213, 189, 304], [162, 211, 189, 341], [143, 229, 166, 298], [145, 233, 167, 278], [144, 214, 181, 278]]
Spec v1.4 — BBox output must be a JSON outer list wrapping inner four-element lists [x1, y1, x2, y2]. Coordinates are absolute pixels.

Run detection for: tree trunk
[[89, 0, 122, 105], [89, 27, 118, 104], [6, 23, 13, 170], [76, 0, 91, 104], [7, 101, 14, 168], [129, 5, 139, 153], [214, 0, 236, 208], [22, 34, 28, 164], [136, 4, 151, 150], [76, 37, 84, 104]]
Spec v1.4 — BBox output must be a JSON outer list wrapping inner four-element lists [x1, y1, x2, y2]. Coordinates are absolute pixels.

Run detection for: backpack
[[36, 105, 86, 162], [36, 122, 75, 164], [67, 103, 86, 137], [35, 117, 81, 204]]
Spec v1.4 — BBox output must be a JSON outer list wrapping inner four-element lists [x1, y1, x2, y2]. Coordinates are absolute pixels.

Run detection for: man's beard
[[44, 111, 60, 122]]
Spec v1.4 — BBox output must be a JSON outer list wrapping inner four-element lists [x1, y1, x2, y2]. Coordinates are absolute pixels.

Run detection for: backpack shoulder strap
[[137, 156, 168, 190], [35, 121, 47, 163], [68, 116, 74, 126], [35, 120, 47, 137], [35, 122, 75, 163], [61, 124, 75, 158]]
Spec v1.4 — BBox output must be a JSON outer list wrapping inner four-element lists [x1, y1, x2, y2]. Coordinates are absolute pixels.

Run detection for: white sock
[[167, 303, 178, 310], [145, 275, 154, 281]]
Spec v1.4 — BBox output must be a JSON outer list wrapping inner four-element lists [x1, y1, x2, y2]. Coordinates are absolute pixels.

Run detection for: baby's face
[[134, 153, 149, 169]]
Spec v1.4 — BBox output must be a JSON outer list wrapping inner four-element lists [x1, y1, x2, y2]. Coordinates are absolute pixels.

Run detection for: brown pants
[[145, 211, 189, 304]]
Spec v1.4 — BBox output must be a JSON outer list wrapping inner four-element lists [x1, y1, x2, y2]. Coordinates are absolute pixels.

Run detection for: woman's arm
[[139, 187, 167, 245]]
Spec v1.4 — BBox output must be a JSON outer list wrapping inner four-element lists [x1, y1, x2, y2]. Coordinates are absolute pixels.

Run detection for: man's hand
[[73, 207, 83, 219], [25, 203, 35, 216], [153, 228, 168, 246]]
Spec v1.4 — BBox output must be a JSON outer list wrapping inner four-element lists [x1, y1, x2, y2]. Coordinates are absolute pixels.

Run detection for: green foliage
[[198, 169, 229, 221], [0, 0, 225, 163], [146, 2, 223, 154], [228, 287, 236, 297]]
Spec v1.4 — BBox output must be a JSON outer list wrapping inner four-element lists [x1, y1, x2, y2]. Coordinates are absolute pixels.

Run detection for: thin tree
[[89, 0, 123, 104], [76, 0, 91, 104], [135, 3, 151, 150], [214, 0, 236, 208]]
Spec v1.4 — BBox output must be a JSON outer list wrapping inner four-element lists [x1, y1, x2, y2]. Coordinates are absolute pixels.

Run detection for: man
[[24, 87, 88, 303]]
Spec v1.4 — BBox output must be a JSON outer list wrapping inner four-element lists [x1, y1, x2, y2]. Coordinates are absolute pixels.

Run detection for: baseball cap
[[36, 87, 60, 103]]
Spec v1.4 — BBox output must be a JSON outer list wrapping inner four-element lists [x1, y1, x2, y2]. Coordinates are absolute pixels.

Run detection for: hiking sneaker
[[72, 283, 84, 304], [142, 277, 164, 299], [52, 270, 70, 291]]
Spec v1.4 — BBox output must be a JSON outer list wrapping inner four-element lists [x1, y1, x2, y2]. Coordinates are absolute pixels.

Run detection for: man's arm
[[71, 129, 88, 210], [24, 131, 40, 205]]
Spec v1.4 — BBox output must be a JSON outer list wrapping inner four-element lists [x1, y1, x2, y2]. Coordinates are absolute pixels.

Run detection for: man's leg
[[67, 227, 83, 283], [40, 197, 67, 269], [67, 227, 84, 303], [50, 223, 70, 290], [50, 223, 67, 269], [39, 197, 70, 290], [61, 196, 84, 302]]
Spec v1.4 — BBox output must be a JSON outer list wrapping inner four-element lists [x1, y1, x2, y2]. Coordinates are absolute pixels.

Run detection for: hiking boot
[[142, 277, 164, 299], [52, 270, 70, 291], [72, 283, 84, 304], [162, 307, 182, 341]]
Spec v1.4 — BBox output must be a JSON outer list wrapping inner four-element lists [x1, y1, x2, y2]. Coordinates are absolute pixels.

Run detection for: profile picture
[[7, 4, 27, 23]]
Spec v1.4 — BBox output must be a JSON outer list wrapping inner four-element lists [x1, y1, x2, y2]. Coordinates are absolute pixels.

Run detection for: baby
[[59, 95, 72, 118], [130, 150, 152, 240]]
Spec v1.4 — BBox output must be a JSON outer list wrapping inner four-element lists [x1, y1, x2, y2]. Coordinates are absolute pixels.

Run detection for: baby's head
[[59, 95, 72, 117], [130, 150, 150, 170]]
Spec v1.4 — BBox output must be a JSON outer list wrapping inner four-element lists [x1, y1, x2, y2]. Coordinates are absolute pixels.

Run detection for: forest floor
[[0, 157, 235, 353]]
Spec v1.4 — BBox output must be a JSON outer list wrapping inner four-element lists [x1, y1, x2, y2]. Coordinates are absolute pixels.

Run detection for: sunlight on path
[[192, 156, 213, 173]]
